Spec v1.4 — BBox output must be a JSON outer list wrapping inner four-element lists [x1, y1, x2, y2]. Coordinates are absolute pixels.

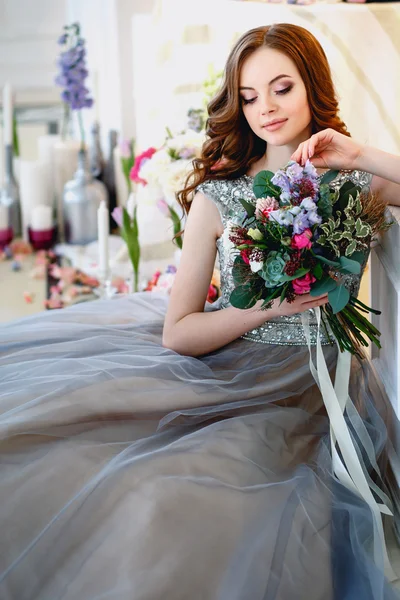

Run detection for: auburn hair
[[177, 23, 350, 214]]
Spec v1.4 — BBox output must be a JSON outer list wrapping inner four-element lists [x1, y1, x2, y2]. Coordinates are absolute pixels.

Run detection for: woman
[[0, 23, 399, 599]]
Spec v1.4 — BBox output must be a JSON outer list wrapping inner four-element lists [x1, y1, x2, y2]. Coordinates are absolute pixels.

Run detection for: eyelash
[[242, 86, 292, 104]]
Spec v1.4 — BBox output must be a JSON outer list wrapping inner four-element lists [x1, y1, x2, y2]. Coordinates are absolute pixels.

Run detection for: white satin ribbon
[[301, 307, 397, 582]]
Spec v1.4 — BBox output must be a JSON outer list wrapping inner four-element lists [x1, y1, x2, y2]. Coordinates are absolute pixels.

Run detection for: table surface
[[0, 254, 46, 324]]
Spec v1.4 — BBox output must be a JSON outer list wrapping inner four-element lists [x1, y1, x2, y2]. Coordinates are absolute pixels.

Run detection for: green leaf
[[312, 262, 324, 280], [167, 204, 183, 249], [229, 285, 261, 309], [280, 267, 310, 282], [350, 250, 366, 265], [279, 283, 289, 305], [320, 170, 340, 185], [232, 255, 248, 286], [239, 198, 256, 218], [253, 170, 280, 199], [345, 240, 357, 256], [310, 276, 338, 296], [355, 218, 371, 238], [338, 255, 361, 275], [337, 181, 359, 211], [312, 253, 340, 268], [328, 284, 350, 314]]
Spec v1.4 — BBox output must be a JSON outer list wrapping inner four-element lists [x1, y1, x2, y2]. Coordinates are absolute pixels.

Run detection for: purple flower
[[269, 209, 294, 227], [120, 140, 132, 159], [271, 170, 290, 194], [286, 161, 304, 183], [112, 206, 123, 228], [55, 26, 93, 112], [307, 210, 322, 226], [303, 159, 318, 179], [293, 211, 310, 234], [157, 198, 170, 216], [300, 197, 317, 211], [178, 147, 196, 159], [58, 33, 68, 45]]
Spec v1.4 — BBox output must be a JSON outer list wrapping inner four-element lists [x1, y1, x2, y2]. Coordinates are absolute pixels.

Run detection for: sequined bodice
[[197, 170, 372, 346]]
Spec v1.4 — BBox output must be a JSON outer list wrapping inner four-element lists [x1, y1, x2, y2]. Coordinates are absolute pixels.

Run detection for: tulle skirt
[[0, 293, 399, 600]]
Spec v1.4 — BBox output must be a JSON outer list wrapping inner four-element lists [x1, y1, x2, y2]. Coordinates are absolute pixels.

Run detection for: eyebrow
[[239, 74, 292, 90]]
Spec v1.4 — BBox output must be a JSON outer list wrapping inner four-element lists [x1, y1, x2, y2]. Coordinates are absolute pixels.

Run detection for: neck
[[256, 127, 312, 174]]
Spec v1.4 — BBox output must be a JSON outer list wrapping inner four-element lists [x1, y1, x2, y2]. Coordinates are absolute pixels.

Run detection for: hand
[[291, 128, 363, 171], [254, 293, 329, 318]]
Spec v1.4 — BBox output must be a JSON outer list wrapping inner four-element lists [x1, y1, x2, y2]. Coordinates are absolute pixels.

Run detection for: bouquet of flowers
[[229, 161, 390, 357]]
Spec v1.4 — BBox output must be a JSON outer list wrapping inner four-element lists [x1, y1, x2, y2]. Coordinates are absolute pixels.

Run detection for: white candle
[[19, 160, 49, 240], [0, 204, 8, 230], [97, 200, 109, 279], [30, 204, 52, 231], [2, 82, 13, 146]]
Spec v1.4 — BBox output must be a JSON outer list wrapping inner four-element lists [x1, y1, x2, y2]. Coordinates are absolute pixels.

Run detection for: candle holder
[[28, 225, 57, 251], [0, 227, 13, 249]]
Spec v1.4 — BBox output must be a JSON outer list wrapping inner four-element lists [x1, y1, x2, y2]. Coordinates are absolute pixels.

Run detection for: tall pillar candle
[[19, 160, 49, 241], [38, 134, 61, 209]]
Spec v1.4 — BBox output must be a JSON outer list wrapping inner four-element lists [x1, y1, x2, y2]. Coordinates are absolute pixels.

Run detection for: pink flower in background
[[292, 272, 316, 295], [111, 206, 123, 228], [119, 139, 132, 159], [130, 147, 158, 185], [291, 228, 313, 250]]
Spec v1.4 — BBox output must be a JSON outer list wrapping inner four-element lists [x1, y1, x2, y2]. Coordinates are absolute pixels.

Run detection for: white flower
[[159, 159, 193, 199], [166, 130, 205, 157], [250, 259, 264, 273]]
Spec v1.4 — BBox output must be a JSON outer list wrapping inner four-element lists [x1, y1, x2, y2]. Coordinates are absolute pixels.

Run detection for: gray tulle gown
[[1, 172, 399, 600]]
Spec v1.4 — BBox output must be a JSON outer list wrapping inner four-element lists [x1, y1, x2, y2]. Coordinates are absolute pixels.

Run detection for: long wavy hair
[[177, 23, 350, 214]]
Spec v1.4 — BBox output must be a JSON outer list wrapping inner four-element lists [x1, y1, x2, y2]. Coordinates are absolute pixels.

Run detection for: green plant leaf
[[320, 170, 340, 185], [312, 262, 324, 280], [328, 284, 350, 314], [310, 276, 338, 296], [345, 239, 357, 256], [311, 253, 340, 267], [167, 204, 183, 249], [280, 267, 310, 282], [355, 218, 371, 238], [338, 255, 361, 275], [253, 170, 280, 199], [239, 198, 256, 218], [229, 285, 261, 309], [349, 250, 366, 265]]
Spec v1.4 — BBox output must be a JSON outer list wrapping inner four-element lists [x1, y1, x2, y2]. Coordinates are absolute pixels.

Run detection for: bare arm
[[291, 129, 400, 207], [162, 191, 328, 357]]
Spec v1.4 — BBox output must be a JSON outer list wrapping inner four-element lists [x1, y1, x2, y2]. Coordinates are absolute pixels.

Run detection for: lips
[[262, 119, 288, 132]]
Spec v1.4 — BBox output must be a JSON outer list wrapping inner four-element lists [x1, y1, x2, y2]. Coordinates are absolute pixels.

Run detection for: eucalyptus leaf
[[338, 255, 361, 275], [253, 170, 280, 199], [310, 277, 338, 296], [320, 170, 339, 185], [328, 284, 350, 314], [312, 253, 340, 267], [230, 285, 261, 309]]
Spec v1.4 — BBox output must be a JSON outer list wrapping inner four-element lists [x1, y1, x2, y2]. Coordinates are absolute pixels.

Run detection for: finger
[[301, 142, 309, 166], [291, 143, 303, 163]]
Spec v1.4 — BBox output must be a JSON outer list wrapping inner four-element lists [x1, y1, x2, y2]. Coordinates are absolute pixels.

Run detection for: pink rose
[[130, 147, 158, 185], [292, 272, 316, 295], [240, 249, 250, 265], [291, 228, 313, 250]]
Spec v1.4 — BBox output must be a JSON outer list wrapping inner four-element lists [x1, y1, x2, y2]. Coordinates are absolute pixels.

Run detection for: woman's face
[[239, 47, 312, 148]]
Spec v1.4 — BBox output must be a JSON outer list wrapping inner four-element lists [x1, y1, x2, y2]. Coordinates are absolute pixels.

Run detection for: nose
[[260, 94, 277, 115]]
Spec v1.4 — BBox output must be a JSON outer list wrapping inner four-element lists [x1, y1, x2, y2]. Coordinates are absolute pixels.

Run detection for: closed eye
[[275, 86, 292, 95], [242, 97, 256, 105]]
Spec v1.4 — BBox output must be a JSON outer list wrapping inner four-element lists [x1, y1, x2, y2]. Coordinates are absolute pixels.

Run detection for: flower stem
[[77, 110, 85, 151]]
